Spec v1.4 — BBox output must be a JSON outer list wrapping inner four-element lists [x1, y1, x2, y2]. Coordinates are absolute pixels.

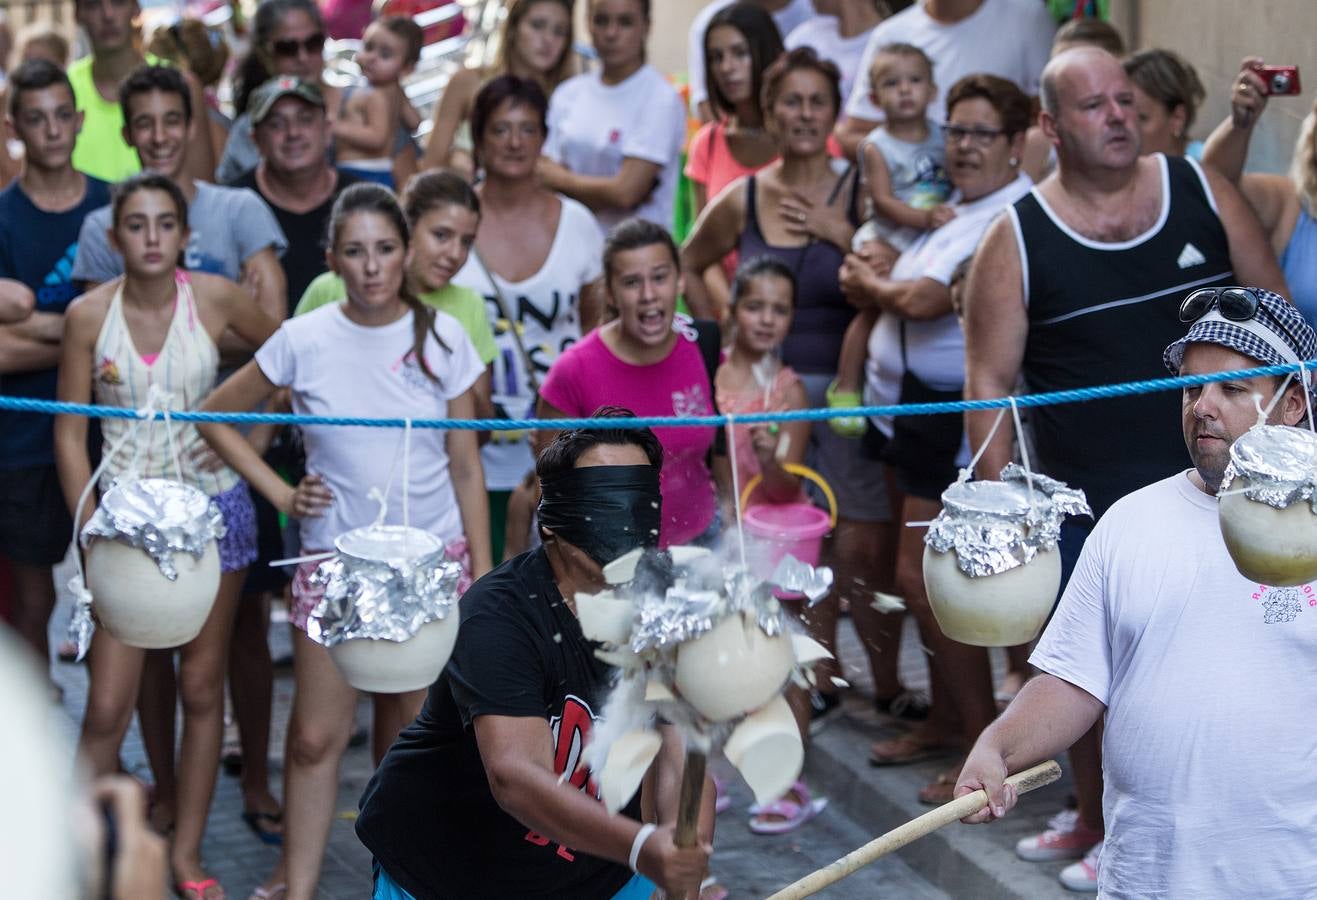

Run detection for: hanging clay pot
[[83, 478, 223, 649], [1218, 425, 1317, 587], [313, 524, 463, 693], [922, 468, 1089, 648], [673, 610, 795, 722], [924, 544, 1061, 647]]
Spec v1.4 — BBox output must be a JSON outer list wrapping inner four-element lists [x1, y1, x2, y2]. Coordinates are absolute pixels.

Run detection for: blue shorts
[[371, 861, 657, 899], [212, 481, 257, 574]]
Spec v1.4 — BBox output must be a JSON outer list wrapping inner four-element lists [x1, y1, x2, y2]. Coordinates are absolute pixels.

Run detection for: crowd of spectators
[[0, 0, 1314, 897]]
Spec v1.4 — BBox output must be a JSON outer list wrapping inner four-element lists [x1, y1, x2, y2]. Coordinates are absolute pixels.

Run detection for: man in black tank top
[[959, 47, 1288, 890]]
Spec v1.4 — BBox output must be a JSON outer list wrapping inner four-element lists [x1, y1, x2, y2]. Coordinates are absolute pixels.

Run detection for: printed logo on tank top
[[523, 694, 602, 862], [96, 356, 123, 386], [608, 128, 622, 145], [1177, 242, 1208, 269], [1251, 583, 1314, 624]]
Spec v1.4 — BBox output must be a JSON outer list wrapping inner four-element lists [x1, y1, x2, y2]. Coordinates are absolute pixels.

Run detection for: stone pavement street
[[47, 566, 1072, 899]]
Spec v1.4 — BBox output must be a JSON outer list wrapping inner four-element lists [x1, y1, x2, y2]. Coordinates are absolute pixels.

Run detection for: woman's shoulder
[[555, 194, 602, 235], [66, 282, 116, 333]]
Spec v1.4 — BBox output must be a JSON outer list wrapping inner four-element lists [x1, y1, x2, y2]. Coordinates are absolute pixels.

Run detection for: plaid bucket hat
[[1164, 286, 1317, 375]]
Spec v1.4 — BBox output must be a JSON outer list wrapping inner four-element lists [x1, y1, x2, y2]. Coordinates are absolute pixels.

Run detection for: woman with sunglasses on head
[[199, 183, 491, 900], [538, 0, 686, 235], [838, 74, 1033, 803], [1204, 58, 1317, 328], [219, 0, 337, 184], [422, 0, 575, 179]]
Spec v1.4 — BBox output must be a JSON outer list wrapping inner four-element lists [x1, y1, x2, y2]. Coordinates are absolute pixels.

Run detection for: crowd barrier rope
[[0, 360, 1312, 431]]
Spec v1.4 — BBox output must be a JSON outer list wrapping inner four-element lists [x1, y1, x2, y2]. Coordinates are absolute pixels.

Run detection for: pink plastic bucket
[[744, 502, 832, 571]]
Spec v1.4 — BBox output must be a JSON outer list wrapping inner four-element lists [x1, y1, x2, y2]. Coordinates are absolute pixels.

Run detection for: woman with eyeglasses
[[1204, 58, 1317, 328], [422, 0, 576, 179], [837, 74, 1033, 802]]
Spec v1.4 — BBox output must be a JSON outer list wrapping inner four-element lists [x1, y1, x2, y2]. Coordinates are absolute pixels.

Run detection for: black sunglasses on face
[[271, 33, 325, 58]]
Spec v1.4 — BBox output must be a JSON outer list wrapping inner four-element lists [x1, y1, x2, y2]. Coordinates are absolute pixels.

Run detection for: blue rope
[[2, 360, 1311, 431]]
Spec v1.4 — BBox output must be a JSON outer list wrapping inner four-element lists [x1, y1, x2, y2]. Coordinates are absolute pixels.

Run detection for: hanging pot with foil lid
[[79, 478, 225, 649], [922, 465, 1091, 647], [1218, 424, 1317, 587], [308, 523, 464, 693]]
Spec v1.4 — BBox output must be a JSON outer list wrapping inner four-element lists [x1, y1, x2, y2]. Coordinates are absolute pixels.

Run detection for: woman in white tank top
[[53, 173, 280, 898], [198, 182, 491, 899]]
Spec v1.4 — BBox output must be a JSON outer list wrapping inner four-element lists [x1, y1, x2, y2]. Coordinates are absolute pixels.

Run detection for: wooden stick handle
[[674, 748, 707, 847], [765, 760, 1062, 900]]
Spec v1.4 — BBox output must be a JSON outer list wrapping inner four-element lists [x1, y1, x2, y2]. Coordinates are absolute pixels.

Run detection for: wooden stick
[[674, 748, 707, 847], [765, 760, 1062, 900]]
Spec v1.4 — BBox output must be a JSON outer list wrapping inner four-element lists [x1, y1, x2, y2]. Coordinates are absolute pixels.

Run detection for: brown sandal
[[868, 733, 956, 767], [917, 770, 961, 805]]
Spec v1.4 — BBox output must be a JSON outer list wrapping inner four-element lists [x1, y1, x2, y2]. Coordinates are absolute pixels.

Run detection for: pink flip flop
[[748, 781, 828, 835], [713, 776, 731, 814]]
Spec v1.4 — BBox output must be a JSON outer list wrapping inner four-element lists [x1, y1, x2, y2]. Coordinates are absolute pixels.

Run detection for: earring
[[1009, 156, 1019, 167]]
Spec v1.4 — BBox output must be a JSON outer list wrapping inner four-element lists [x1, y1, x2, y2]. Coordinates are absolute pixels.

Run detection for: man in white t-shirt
[[834, 0, 1054, 157], [954, 286, 1317, 899], [687, 0, 816, 120]]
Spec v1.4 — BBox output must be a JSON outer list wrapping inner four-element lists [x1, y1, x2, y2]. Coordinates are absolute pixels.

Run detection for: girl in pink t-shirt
[[538, 219, 717, 547]]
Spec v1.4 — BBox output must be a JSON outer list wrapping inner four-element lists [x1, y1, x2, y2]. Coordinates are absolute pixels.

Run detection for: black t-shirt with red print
[[356, 548, 638, 900]]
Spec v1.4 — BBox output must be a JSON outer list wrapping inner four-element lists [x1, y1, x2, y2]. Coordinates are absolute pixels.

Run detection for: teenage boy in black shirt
[[357, 410, 714, 899]]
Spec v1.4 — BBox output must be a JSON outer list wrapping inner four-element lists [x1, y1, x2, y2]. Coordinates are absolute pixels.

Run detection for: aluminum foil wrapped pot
[[922, 466, 1090, 647], [309, 524, 463, 693], [1218, 425, 1317, 586], [82, 478, 224, 649]]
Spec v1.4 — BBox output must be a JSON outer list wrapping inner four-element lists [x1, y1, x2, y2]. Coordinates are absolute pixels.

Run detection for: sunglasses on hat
[[270, 33, 325, 58], [1180, 285, 1309, 363], [1179, 286, 1261, 323]]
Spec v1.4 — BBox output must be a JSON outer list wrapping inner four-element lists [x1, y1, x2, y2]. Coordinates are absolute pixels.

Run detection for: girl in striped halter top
[[53, 173, 279, 898]]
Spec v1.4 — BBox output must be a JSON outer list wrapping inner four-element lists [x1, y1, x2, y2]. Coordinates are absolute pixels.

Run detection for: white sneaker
[[1059, 839, 1102, 892], [1015, 808, 1103, 862]]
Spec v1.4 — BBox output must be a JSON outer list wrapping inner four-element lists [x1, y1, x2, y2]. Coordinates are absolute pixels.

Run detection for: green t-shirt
[[68, 54, 161, 184], [295, 271, 497, 366]]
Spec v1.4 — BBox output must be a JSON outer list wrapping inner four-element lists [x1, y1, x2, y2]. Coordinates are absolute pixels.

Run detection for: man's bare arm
[[963, 215, 1028, 480], [955, 674, 1104, 823]]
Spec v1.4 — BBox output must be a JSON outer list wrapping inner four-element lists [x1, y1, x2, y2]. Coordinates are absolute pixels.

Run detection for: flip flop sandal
[[175, 877, 224, 899], [241, 809, 284, 846], [917, 772, 959, 806], [700, 877, 730, 900], [247, 885, 287, 900], [748, 782, 828, 835], [868, 733, 956, 767], [713, 776, 731, 815]]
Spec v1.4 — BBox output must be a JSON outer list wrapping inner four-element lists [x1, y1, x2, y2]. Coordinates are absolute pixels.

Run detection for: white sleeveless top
[[92, 271, 239, 496]]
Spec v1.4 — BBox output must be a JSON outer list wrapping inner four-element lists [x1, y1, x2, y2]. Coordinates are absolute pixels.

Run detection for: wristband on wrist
[[628, 823, 658, 873]]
